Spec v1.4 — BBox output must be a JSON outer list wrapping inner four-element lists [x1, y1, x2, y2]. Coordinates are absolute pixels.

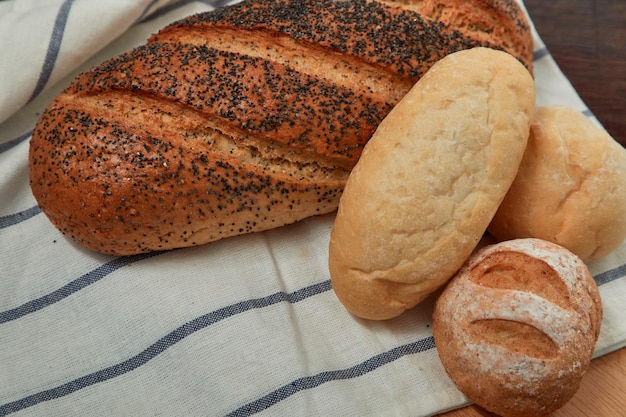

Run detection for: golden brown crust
[[30, 85, 346, 255], [433, 238, 602, 417], [488, 106, 626, 261], [155, 0, 533, 76], [382, 0, 533, 69], [29, 0, 533, 255]]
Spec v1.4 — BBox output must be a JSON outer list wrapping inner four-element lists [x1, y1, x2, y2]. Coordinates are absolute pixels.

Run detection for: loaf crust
[[29, 0, 532, 255], [328, 47, 535, 320], [488, 105, 626, 261], [433, 238, 602, 417]]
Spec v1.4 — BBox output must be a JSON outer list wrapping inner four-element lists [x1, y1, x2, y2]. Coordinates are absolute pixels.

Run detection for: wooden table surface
[[439, 1, 626, 415], [526, 0, 626, 148]]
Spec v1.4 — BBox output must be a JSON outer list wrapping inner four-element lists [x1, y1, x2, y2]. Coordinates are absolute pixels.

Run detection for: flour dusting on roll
[[433, 238, 602, 417]]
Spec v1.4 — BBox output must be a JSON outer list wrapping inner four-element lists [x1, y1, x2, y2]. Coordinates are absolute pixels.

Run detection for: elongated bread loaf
[[328, 47, 535, 320], [29, 0, 532, 255]]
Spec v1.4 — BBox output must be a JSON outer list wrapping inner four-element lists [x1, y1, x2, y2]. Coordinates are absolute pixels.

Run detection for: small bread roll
[[433, 238, 602, 417], [328, 47, 535, 320], [488, 105, 626, 261]]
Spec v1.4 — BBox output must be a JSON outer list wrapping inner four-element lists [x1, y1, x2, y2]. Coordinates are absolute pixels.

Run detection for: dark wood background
[[524, 0, 626, 148]]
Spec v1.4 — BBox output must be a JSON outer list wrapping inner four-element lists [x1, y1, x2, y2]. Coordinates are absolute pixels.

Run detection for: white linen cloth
[[1, 1, 625, 416]]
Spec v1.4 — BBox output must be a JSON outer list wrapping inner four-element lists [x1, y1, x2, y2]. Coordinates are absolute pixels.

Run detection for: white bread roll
[[328, 47, 535, 320], [488, 105, 626, 261], [433, 238, 602, 417]]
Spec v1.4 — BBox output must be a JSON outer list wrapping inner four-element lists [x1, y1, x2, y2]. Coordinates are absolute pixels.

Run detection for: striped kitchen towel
[[1, 1, 625, 416]]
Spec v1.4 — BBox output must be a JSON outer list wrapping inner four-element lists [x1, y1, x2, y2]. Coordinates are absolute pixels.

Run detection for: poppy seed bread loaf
[[29, 0, 533, 255]]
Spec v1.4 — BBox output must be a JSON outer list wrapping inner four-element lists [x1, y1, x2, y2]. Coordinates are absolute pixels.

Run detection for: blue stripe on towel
[[27, 0, 76, 103], [0, 279, 332, 416], [226, 336, 436, 417], [138, 0, 224, 24], [582, 108, 595, 118], [0, 205, 41, 230], [533, 47, 550, 61], [0, 131, 32, 154], [135, 0, 162, 23], [595, 263, 626, 286], [0, 252, 161, 324]]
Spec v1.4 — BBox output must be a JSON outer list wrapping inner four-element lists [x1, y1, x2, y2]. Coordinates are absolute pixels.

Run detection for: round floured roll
[[433, 238, 602, 417], [488, 105, 626, 261]]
